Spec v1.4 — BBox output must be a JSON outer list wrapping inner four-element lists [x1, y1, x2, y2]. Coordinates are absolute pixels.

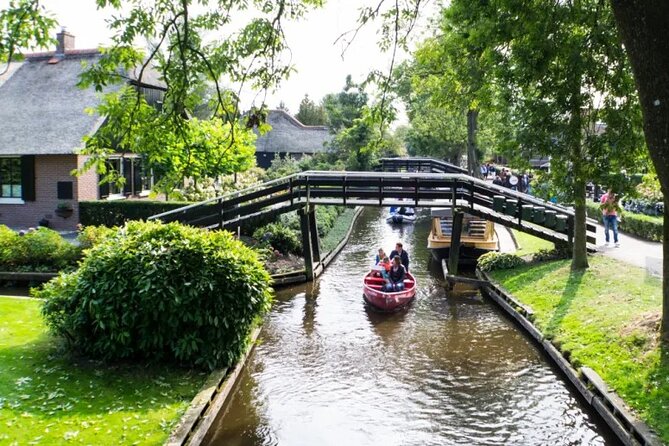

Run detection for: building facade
[[0, 30, 163, 230]]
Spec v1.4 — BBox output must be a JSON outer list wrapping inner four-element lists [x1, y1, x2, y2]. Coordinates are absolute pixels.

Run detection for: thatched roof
[[255, 110, 330, 154], [0, 49, 165, 156]]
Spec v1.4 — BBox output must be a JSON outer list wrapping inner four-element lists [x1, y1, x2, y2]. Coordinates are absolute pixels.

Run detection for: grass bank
[[0, 296, 207, 445], [512, 230, 554, 256], [488, 255, 668, 442], [320, 207, 359, 254]]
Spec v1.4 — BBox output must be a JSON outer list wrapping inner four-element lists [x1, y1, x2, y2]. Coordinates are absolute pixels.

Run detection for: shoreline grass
[[488, 255, 668, 442], [0, 297, 207, 445], [320, 207, 359, 254]]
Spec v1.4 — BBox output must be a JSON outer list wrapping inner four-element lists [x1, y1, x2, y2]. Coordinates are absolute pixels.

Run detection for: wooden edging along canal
[[475, 268, 663, 446], [166, 206, 364, 445]]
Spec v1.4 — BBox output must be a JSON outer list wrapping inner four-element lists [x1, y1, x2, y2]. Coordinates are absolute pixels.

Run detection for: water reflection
[[205, 208, 613, 446]]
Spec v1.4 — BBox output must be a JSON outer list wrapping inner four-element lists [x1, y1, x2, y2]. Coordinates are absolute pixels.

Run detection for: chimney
[[56, 27, 75, 54]]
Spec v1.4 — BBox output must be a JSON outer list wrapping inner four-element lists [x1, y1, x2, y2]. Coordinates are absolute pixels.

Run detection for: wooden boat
[[427, 208, 498, 263], [385, 206, 416, 224], [363, 269, 417, 311]]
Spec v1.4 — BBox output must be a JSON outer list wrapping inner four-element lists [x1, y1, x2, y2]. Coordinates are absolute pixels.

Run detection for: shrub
[[478, 252, 525, 272], [532, 246, 570, 262], [76, 225, 116, 250], [38, 221, 272, 371], [253, 223, 302, 255], [0, 226, 78, 271]]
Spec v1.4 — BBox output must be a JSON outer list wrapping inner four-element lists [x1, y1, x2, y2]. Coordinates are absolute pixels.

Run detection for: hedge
[[585, 201, 663, 242], [79, 200, 276, 236], [79, 200, 191, 227]]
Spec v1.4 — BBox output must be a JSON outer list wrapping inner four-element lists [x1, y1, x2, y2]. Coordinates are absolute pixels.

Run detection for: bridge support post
[[299, 206, 314, 280], [448, 211, 464, 276], [308, 205, 321, 263]]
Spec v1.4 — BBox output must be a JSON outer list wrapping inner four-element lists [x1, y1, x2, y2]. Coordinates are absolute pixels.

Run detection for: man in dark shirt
[[386, 256, 407, 291], [390, 242, 409, 272]]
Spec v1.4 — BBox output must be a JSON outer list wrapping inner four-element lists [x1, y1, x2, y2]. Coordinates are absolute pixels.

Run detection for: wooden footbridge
[[150, 157, 597, 278]]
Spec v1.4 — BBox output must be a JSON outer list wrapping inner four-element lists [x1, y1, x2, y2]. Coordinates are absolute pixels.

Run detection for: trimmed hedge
[[585, 201, 663, 242], [79, 200, 191, 227], [37, 221, 272, 371]]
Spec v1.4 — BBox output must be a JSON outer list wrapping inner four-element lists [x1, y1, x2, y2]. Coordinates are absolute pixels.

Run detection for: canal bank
[[201, 208, 618, 445]]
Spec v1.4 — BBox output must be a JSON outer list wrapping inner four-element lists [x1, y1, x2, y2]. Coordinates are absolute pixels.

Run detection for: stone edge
[[476, 268, 664, 446], [165, 326, 262, 446]]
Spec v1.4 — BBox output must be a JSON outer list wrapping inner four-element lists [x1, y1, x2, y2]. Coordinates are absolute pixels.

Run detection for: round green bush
[[253, 222, 302, 255], [38, 220, 272, 370], [0, 225, 78, 271], [477, 252, 525, 272]]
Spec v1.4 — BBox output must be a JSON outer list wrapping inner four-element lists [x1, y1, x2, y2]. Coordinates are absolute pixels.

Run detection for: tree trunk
[[571, 177, 589, 269], [467, 109, 478, 177], [610, 0, 669, 341]]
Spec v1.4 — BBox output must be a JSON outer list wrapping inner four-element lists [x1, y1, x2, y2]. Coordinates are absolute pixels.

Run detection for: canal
[[205, 208, 616, 445]]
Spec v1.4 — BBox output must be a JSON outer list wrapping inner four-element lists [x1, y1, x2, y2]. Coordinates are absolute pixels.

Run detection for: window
[[0, 157, 22, 198], [99, 156, 153, 199], [57, 181, 74, 200]]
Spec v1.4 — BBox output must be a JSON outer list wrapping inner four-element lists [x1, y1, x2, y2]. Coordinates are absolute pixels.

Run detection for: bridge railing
[[380, 157, 468, 174], [150, 169, 596, 247]]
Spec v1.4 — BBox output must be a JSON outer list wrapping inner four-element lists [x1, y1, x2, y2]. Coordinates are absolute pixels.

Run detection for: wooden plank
[[447, 211, 464, 275]]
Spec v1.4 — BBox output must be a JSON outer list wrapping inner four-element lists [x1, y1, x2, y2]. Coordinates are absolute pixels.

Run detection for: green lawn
[[0, 296, 207, 445], [512, 230, 554, 255], [320, 208, 359, 254], [489, 256, 668, 442]]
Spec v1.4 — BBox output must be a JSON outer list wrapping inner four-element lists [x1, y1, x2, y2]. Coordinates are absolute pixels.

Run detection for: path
[[594, 223, 663, 277]]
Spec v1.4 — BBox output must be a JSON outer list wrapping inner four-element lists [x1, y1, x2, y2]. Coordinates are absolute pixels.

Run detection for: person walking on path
[[390, 242, 410, 272], [600, 191, 621, 246]]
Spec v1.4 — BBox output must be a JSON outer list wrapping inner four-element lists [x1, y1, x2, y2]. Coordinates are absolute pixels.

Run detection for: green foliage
[[72, 0, 322, 196], [585, 201, 663, 242], [477, 252, 525, 272], [0, 0, 55, 64], [295, 94, 327, 125], [76, 225, 116, 250], [323, 75, 368, 132], [319, 208, 358, 254], [0, 226, 78, 272], [37, 221, 272, 371], [79, 200, 192, 227], [253, 222, 302, 255], [531, 246, 571, 263]]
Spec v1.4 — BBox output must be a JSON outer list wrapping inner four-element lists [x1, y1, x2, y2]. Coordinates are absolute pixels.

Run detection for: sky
[[6, 0, 437, 117]]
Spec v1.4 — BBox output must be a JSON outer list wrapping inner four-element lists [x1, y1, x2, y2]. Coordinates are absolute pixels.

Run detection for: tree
[[609, 0, 669, 341], [0, 0, 54, 72], [322, 75, 368, 132], [430, 0, 646, 269], [295, 94, 326, 125], [7, 0, 323, 194]]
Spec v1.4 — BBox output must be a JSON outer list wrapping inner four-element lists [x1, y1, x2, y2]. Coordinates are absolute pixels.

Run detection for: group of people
[[600, 189, 622, 246], [490, 167, 532, 194], [374, 242, 410, 292]]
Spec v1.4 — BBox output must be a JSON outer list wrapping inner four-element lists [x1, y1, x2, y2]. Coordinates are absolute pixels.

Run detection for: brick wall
[[0, 154, 98, 231]]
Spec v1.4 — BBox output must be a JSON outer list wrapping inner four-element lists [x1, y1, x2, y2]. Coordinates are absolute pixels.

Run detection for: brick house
[[254, 110, 331, 168], [0, 30, 164, 231]]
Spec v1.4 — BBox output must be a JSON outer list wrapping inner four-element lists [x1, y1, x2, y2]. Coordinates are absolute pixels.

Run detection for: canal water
[[205, 208, 615, 445]]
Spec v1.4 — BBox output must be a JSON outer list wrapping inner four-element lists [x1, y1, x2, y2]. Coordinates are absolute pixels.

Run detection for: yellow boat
[[427, 208, 498, 263]]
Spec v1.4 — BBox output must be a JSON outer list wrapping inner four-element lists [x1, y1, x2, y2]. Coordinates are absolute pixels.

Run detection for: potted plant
[[55, 201, 74, 218]]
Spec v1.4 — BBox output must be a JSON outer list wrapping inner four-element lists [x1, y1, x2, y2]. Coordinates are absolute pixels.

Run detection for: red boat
[[362, 270, 417, 311]]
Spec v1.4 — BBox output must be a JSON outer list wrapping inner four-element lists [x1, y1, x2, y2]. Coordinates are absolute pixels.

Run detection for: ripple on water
[[205, 208, 613, 446]]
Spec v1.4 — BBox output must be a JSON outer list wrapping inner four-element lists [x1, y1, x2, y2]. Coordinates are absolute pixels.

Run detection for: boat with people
[[385, 205, 416, 224], [362, 268, 417, 311], [427, 208, 498, 263]]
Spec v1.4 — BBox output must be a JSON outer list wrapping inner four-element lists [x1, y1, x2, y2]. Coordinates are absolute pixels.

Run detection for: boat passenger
[[390, 242, 410, 272], [386, 256, 406, 291], [379, 256, 392, 284], [375, 248, 388, 265]]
